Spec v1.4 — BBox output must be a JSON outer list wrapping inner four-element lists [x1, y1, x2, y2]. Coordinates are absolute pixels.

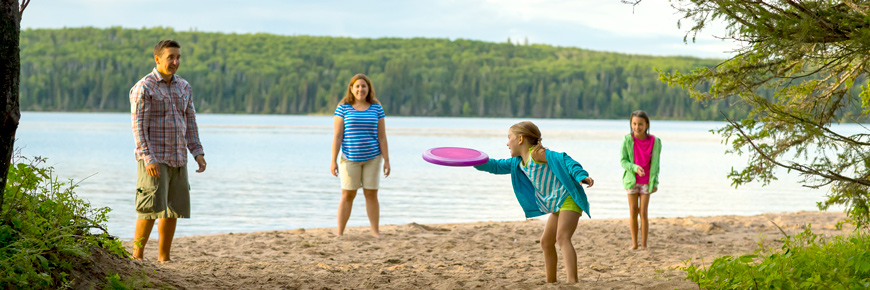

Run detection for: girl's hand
[[636, 167, 645, 177], [582, 176, 594, 188], [652, 187, 657, 193], [383, 160, 391, 177], [330, 162, 338, 177]]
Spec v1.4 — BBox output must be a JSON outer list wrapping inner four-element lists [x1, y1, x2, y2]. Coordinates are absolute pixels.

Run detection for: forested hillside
[[19, 27, 740, 120]]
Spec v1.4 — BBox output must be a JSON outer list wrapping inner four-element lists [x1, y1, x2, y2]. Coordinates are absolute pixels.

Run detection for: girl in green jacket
[[620, 110, 662, 250]]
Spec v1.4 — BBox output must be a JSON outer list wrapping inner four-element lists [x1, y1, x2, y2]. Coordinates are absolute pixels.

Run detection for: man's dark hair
[[154, 40, 181, 56]]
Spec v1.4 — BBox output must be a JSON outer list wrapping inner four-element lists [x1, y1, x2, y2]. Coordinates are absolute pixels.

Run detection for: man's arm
[[183, 83, 206, 172], [131, 82, 156, 167]]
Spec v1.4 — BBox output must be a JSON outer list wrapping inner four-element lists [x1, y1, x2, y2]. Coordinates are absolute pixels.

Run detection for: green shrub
[[0, 156, 127, 289], [684, 225, 870, 289], [102, 273, 129, 290]]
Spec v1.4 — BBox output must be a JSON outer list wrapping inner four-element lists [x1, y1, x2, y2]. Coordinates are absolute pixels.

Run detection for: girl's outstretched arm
[[563, 154, 591, 185], [473, 158, 513, 175]]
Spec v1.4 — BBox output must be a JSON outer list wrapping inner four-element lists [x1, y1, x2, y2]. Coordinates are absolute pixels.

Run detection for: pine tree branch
[[722, 111, 870, 186], [19, 0, 29, 21]]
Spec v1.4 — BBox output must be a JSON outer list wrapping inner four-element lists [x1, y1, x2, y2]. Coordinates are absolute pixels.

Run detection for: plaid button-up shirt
[[130, 68, 204, 167]]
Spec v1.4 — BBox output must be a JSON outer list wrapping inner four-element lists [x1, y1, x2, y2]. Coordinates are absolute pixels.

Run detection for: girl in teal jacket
[[474, 121, 594, 284], [621, 110, 662, 250]]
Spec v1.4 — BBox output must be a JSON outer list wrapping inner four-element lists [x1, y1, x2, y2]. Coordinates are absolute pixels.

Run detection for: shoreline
[[122, 210, 852, 289]]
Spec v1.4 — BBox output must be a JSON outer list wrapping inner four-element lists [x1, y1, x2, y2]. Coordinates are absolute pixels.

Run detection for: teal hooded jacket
[[474, 149, 591, 219]]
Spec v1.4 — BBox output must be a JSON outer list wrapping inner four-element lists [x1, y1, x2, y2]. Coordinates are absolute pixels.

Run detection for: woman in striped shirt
[[330, 74, 391, 238], [474, 121, 594, 283]]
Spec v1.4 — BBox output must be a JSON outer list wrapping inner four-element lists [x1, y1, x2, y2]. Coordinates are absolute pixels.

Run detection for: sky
[[20, 0, 738, 59]]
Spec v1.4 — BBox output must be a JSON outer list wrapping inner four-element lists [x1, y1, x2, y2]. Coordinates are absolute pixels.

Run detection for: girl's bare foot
[[628, 244, 638, 250]]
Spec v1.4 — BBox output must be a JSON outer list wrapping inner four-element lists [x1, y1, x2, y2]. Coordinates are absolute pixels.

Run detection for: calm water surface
[[16, 112, 838, 239]]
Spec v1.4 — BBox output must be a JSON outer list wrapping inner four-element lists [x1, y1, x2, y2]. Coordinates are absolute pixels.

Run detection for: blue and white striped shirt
[[334, 103, 385, 162], [520, 157, 570, 213]]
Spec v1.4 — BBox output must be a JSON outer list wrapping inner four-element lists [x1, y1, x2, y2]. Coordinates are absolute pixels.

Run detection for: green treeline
[[20, 27, 741, 120]]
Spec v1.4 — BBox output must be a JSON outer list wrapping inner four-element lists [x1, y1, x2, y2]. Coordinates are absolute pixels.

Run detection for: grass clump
[[684, 225, 870, 289], [0, 156, 127, 289]]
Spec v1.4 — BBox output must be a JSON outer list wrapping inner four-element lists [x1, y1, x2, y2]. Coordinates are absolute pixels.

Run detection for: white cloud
[[478, 0, 737, 43], [481, 0, 685, 37]]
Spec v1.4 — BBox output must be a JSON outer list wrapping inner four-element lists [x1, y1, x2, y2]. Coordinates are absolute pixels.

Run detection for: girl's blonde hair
[[510, 121, 544, 153], [339, 74, 380, 105], [630, 110, 650, 135]]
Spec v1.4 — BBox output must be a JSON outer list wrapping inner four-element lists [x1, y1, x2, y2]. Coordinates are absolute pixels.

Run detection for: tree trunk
[[0, 0, 22, 211]]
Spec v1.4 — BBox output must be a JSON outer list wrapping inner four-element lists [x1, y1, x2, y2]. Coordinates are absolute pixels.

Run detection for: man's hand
[[195, 155, 207, 173], [146, 162, 160, 177]]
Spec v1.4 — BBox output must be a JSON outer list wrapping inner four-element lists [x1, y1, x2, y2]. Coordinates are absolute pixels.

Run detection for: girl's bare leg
[[639, 193, 651, 249], [337, 189, 357, 236], [540, 213, 559, 283], [627, 193, 639, 250], [556, 210, 581, 283], [362, 189, 380, 237]]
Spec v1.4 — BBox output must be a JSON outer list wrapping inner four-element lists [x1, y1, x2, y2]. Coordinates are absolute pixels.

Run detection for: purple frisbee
[[422, 147, 489, 167]]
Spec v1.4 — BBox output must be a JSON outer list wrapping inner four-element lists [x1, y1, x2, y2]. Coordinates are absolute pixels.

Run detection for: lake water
[[16, 112, 838, 239]]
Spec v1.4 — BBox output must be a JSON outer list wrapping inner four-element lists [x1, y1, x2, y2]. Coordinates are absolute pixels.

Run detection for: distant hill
[[19, 27, 741, 120]]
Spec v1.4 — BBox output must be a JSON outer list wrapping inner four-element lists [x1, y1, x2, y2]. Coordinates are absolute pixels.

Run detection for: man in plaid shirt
[[130, 40, 207, 262]]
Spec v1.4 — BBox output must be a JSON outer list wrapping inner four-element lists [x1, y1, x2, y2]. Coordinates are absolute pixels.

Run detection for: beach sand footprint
[[407, 222, 451, 232]]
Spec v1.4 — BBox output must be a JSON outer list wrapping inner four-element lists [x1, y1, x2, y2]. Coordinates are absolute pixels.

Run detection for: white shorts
[[626, 184, 652, 195], [339, 154, 382, 190]]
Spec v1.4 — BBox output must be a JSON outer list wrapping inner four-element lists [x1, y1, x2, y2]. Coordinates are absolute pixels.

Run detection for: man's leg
[[132, 219, 156, 260], [157, 218, 177, 262]]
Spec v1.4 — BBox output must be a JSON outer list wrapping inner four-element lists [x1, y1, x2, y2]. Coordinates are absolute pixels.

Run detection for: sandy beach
[[118, 211, 853, 289]]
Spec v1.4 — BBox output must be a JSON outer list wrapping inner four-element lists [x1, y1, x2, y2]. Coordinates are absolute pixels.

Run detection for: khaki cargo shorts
[[339, 154, 383, 190], [135, 160, 190, 219]]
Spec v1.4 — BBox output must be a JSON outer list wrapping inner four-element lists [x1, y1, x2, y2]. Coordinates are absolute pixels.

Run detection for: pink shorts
[[626, 184, 652, 195]]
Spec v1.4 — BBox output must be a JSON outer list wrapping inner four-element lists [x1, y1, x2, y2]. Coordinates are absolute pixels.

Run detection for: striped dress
[[334, 103, 385, 162], [520, 156, 570, 213]]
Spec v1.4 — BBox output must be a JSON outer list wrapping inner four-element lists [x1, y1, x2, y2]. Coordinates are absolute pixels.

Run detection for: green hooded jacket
[[620, 134, 662, 189]]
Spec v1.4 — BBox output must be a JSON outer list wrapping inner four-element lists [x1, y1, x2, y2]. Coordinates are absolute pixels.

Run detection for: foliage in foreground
[[661, 0, 870, 229], [684, 226, 870, 289], [0, 156, 127, 289]]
